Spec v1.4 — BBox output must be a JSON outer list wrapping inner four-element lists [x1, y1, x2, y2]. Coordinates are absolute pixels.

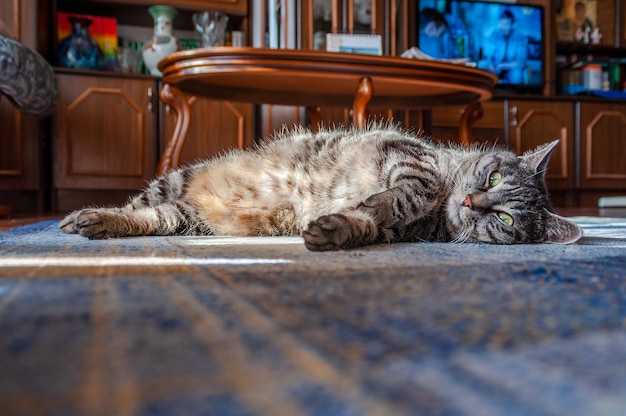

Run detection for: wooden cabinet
[[0, 0, 47, 212], [47, 0, 253, 211], [507, 99, 575, 191], [579, 102, 626, 189], [52, 72, 158, 211], [161, 93, 254, 165], [99, 0, 247, 15]]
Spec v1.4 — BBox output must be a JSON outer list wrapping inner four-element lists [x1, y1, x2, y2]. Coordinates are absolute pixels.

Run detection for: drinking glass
[[192, 11, 229, 47]]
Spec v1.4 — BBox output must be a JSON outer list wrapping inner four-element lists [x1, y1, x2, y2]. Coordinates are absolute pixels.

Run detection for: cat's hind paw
[[59, 210, 81, 234]]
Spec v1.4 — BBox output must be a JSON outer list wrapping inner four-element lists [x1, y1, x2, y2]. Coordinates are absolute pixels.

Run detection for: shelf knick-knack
[[192, 11, 229, 47], [142, 5, 180, 76], [56, 16, 104, 70]]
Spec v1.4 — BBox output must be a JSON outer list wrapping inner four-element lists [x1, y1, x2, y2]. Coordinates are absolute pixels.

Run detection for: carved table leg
[[353, 77, 373, 128], [459, 101, 484, 147], [307, 106, 322, 132], [157, 84, 190, 176]]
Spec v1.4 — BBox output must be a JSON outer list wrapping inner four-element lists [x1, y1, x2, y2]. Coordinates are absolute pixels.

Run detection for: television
[[417, 0, 545, 93]]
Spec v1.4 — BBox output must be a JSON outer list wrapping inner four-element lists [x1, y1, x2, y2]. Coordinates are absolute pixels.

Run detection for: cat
[[60, 124, 582, 251]]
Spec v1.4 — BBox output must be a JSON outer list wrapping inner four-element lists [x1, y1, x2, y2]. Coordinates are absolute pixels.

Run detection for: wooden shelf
[[556, 42, 626, 58]]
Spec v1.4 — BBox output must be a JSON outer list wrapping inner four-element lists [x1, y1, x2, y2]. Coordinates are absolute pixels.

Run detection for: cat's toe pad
[[75, 210, 118, 239], [60, 209, 119, 239], [303, 214, 351, 251], [59, 211, 80, 234]]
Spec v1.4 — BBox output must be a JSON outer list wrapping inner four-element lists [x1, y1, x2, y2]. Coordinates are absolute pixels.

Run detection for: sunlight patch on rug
[[0, 256, 294, 267], [176, 236, 304, 246]]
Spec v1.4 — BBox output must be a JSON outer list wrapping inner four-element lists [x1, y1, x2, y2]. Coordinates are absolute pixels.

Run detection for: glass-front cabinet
[[252, 0, 414, 134]]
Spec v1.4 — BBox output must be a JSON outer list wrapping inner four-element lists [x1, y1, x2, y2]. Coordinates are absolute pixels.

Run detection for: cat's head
[[446, 140, 582, 244]]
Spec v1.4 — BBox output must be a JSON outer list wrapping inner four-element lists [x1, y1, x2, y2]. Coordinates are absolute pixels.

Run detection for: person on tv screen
[[480, 10, 528, 84], [419, 8, 449, 57]]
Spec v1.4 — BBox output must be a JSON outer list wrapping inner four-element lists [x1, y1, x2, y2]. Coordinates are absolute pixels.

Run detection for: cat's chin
[[446, 196, 471, 235]]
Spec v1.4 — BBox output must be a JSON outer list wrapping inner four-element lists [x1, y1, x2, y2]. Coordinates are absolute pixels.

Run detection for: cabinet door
[[431, 101, 506, 147], [579, 102, 626, 189], [0, 0, 44, 211], [161, 95, 254, 165], [0, 94, 41, 192], [508, 100, 574, 190], [53, 73, 158, 190]]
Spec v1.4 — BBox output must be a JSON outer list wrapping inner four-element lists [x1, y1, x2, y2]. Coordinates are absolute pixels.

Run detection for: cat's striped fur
[[60, 124, 582, 250]]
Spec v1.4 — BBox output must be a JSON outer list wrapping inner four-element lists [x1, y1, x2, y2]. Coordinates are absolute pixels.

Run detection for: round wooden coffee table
[[157, 47, 497, 174]]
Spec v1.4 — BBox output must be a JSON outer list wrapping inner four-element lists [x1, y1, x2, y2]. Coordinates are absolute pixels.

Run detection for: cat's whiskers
[[524, 168, 548, 181], [450, 226, 472, 244]]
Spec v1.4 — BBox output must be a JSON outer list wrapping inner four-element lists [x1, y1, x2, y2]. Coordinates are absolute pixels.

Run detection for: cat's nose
[[461, 195, 473, 208]]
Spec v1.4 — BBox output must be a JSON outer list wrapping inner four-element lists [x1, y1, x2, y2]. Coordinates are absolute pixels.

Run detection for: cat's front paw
[[303, 214, 352, 251], [61, 209, 120, 239]]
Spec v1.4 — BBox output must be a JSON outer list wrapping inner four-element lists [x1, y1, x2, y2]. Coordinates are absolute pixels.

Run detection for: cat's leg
[[60, 165, 202, 238], [60, 202, 207, 239], [304, 184, 439, 251], [303, 210, 393, 251]]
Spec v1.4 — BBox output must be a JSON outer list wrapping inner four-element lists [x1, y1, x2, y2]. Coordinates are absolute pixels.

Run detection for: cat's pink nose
[[462, 195, 472, 208]]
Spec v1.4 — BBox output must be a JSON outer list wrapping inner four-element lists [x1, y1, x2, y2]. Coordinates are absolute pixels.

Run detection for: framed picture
[[556, 0, 597, 42]]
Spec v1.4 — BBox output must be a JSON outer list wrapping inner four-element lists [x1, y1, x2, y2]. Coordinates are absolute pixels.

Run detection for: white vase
[[142, 5, 180, 76]]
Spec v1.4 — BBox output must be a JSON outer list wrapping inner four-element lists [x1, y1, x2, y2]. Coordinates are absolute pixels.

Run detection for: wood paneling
[[162, 94, 254, 165], [508, 100, 574, 190], [431, 101, 506, 147], [580, 102, 626, 188], [63, 0, 247, 15], [67, 87, 145, 176], [53, 73, 158, 190], [0, 0, 44, 208], [595, 0, 616, 45]]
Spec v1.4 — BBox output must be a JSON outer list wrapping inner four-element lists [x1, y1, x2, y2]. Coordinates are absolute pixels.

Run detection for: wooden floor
[[0, 208, 601, 233], [0, 213, 65, 232]]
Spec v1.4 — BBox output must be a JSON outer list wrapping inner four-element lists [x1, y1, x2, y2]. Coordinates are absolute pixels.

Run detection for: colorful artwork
[[57, 12, 118, 70]]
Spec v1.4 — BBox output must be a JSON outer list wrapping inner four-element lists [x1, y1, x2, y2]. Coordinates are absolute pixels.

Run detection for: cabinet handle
[[509, 106, 518, 126], [147, 87, 153, 112]]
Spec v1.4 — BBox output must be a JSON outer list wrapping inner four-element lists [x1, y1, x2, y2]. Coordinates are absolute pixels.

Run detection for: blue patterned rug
[[1, 218, 626, 415]]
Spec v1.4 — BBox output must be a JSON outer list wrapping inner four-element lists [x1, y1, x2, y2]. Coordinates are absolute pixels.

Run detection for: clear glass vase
[[193, 11, 229, 47]]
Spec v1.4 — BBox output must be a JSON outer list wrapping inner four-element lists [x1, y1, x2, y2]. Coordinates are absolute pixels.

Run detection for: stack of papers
[[400, 47, 476, 67]]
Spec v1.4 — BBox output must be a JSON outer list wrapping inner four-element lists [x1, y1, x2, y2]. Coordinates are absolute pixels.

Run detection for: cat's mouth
[[446, 192, 481, 242], [446, 194, 469, 229]]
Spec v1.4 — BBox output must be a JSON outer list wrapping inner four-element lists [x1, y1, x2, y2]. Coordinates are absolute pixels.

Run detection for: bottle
[[583, 64, 602, 91]]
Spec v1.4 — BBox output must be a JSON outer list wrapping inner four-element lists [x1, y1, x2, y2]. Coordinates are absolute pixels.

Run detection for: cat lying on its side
[[60, 125, 582, 251]]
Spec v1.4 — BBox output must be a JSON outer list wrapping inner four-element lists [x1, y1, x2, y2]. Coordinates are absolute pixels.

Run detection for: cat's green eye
[[489, 171, 502, 187], [497, 212, 514, 226]]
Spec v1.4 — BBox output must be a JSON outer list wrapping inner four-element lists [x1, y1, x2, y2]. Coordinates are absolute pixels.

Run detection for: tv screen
[[417, 0, 544, 92]]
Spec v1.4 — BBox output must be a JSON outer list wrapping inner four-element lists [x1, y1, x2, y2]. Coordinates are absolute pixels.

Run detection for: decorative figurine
[[590, 27, 602, 45]]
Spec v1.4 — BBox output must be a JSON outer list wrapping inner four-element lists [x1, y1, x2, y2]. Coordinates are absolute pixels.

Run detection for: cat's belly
[[187, 153, 383, 236]]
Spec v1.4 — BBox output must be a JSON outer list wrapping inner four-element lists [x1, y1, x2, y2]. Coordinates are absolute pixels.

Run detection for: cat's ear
[[542, 209, 583, 244], [521, 140, 560, 174]]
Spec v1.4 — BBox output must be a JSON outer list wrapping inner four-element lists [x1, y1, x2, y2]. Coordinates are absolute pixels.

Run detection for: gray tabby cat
[[60, 125, 582, 250]]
